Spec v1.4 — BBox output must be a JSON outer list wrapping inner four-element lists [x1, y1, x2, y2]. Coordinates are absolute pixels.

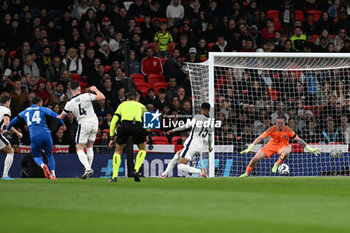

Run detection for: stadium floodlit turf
[[1, 177, 350, 233]]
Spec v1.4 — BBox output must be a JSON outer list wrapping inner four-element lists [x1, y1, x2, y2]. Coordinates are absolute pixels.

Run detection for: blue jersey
[[7, 105, 64, 138]]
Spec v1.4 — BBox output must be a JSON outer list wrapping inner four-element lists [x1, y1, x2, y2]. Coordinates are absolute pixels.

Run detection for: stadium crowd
[[1, 0, 350, 151]]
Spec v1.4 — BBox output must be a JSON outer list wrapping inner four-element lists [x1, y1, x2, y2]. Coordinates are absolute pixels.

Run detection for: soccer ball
[[278, 164, 290, 175]]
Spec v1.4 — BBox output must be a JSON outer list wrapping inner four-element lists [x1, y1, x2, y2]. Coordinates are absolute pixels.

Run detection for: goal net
[[187, 53, 350, 177]]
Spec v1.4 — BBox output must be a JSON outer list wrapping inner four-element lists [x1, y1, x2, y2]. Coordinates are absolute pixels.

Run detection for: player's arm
[[294, 135, 321, 156], [240, 134, 266, 154], [42, 107, 65, 126], [6, 115, 20, 131], [89, 86, 105, 101], [167, 115, 196, 134], [57, 103, 70, 120]]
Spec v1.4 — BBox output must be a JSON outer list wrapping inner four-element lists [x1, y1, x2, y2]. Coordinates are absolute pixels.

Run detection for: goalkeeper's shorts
[[261, 145, 290, 159]]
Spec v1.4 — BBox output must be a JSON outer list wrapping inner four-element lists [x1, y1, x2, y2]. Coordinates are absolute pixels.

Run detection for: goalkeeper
[[239, 116, 321, 177]]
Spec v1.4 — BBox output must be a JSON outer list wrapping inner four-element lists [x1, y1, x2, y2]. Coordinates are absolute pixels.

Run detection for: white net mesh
[[187, 53, 350, 177]]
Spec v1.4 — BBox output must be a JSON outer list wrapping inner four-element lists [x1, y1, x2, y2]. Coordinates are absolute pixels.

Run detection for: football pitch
[[1, 177, 350, 233]]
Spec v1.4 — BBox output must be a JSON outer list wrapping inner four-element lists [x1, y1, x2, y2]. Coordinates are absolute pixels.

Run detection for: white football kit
[[63, 93, 98, 144], [172, 114, 213, 161], [0, 106, 11, 149]]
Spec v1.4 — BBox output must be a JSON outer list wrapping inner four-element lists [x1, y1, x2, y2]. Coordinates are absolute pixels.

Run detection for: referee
[[108, 92, 148, 182]]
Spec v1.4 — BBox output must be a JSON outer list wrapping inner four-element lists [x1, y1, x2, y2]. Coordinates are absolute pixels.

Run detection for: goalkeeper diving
[[240, 115, 321, 177]]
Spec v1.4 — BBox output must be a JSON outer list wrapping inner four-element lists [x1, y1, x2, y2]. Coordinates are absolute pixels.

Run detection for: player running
[[158, 132, 189, 178], [167, 103, 213, 178], [239, 116, 321, 177], [57, 81, 105, 179], [7, 96, 65, 180], [0, 95, 22, 180]]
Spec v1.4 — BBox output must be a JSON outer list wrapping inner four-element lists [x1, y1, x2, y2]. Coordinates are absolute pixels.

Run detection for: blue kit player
[[7, 96, 66, 180]]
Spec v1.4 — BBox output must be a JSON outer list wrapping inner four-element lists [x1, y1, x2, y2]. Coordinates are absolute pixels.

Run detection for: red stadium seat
[[267, 10, 279, 22], [153, 82, 168, 94], [148, 43, 157, 52], [168, 43, 174, 55], [148, 74, 165, 86], [102, 129, 110, 135], [70, 74, 83, 82], [131, 74, 145, 82], [80, 82, 88, 92], [152, 136, 169, 144], [295, 10, 305, 21], [268, 89, 279, 101], [312, 34, 319, 43], [105, 66, 112, 72], [135, 18, 145, 24], [304, 105, 314, 113], [160, 57, 166, 65], [152, 17, 167, 23], [9, 50, 16, 58], [307, 10, 322, 22], [89, 42, 96, 47], [171, 136, 181, 145], [134, 80, 148, 87], [208, 42, 216, 51]]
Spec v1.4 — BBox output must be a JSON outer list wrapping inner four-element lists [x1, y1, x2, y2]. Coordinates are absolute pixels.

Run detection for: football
[[278, 164, 290, 175]]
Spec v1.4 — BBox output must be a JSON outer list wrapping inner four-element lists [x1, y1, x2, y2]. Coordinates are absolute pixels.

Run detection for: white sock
[[162, 152, 179, 176], [177, 163, 201, 174], [77, 150, 91, 171], [86, 147, 94, 167], [2, 153, 14, 177], [50, 170, 56, 177]]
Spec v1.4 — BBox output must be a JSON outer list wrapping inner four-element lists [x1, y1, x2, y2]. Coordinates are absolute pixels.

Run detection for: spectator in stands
[[129, 0, 148, 18], [35, 79, 50, 105], [46, 56, 66, 82], [10, 79, 28, 116], [303, 13, 317, 35], [320, 116, 344, 144], [333, 80, 349, 105], [211, 35, 232, 52], [81, 20, 97, 44], [186, 47, 201, 63], [6, 58, 21, 81], [154, 22, 174, 58], [94, 98, 113, 122], [50, 81, 69, 106], [315, 29, 333, 47], [121, 50, 140, 74], [53, 128, 69, 145], [290, 26, 306, 51], [71, 0, 89, 21], [262, 18, 278, 41], [23, 54, 40, 80], [141, 47, 163, 77], [166, 0, 185, 26], [340, 115, 350, 144], [100, 112, 113, 130], [333, 28, 349, 52], [66, 27, 86, 50], [301, 121, 321, 143], [63, 47, 82, 74], [271, 102, 290, 124], [171, 96, 181, 111], [315, 11, 336, 34], [144, 88, 159, 107]]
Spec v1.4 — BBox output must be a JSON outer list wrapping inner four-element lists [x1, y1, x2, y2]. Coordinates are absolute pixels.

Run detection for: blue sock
[[33, 157, 44, 167], [47, 155, 55, 171]]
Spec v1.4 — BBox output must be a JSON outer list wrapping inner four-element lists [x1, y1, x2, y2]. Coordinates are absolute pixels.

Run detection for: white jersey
[[0, 105, 11, 149], [0, 105, 11, 130], [63, 93, 98, 124], [173, 114, 213, 152]]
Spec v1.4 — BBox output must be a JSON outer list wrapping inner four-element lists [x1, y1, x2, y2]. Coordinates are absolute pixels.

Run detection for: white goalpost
[[187, 52, 350, 177]]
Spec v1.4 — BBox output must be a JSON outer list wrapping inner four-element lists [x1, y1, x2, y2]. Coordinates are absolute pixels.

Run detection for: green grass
[[1, 177, 350, 233]]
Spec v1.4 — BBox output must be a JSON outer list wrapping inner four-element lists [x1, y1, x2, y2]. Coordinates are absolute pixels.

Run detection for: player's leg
[[75, 124, 93, 178], [272, 146, 291, 173], [159, 150, 181, 178], [177, 148, 208, 177], [240, 149, 269, 177], [1, 141, 15, 180], [86, 123, 98, 167], [43, 136, 56, 180], [31, 137, 51, 179]]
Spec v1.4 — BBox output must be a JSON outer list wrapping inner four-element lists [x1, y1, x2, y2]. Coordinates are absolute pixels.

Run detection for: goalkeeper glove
[[240, 144, 255, 154], [306, 145, 321, 156]]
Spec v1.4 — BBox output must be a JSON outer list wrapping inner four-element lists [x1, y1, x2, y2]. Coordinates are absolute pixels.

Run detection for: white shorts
[[76, 122, 98, 144], [179, 146, 200, 161], [0, 134, 9, 150]]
